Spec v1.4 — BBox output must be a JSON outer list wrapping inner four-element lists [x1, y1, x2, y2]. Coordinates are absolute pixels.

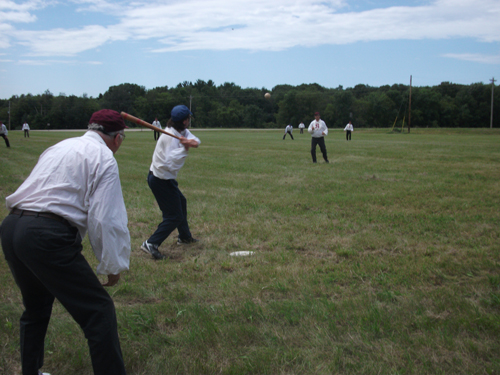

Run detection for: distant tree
[[99, 83, 146, 113]]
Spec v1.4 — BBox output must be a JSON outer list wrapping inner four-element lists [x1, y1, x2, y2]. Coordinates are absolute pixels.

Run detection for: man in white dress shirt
[[141, 105, 200, 260], [1, 109, 130, 375], [308, 112, 329, 163], [283, 124, 294, 140], [344, 120, 353, 141], [22, 121, 30, 138], [0, 121, 9, 147], [298, 122, 305, 134], [152, 117, 161, 141]]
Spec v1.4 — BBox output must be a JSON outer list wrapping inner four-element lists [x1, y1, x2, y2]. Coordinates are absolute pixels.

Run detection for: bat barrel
[[120, 112, 180, 140]]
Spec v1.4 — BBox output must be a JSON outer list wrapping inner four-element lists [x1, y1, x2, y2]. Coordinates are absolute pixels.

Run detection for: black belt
[[10, 208, 72, 226]]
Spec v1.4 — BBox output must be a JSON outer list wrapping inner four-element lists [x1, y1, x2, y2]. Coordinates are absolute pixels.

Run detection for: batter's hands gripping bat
[[120, 112, 181, 140]]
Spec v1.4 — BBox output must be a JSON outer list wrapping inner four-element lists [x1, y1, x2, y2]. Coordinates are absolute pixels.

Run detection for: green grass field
[[1, 128, 499, 374]]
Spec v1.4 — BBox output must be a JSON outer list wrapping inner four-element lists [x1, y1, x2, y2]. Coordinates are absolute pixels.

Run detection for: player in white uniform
[[298, 122, 305, 134], [283, 124, 294, 140], [152, 117, 162, 141], [22, 122, 30, 138], [142, 105, 200, 260], [0, 122, 10, 147], [308, 112, 329, 163], [344, 120, 353, 141], [1, 109, 130, 375]]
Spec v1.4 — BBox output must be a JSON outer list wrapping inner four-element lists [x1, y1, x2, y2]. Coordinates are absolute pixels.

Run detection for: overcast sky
[[0, 0, 499, 99]]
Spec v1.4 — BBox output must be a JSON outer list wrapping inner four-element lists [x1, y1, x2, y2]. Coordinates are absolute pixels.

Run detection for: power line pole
[[408, 75, 412, 133], [189, 95, 193, 128], [490, 77, 495, 129]]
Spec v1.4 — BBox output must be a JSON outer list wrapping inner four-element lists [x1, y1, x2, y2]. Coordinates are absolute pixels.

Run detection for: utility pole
[[408, 75, 412, 133], [189, 95, 193, 128], [491, 77, 496, 129]]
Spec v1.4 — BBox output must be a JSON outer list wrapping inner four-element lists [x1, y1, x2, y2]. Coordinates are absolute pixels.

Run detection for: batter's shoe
[[177, 237, 200, 245], [141, 241, 166, 260]]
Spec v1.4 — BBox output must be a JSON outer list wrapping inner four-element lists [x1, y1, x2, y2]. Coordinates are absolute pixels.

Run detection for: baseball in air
[[264, 93, 271, 99]]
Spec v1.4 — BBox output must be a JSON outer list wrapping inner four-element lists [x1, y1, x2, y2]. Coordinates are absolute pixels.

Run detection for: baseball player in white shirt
[[344, 120, 353, 141], [298, 122, 305, 134], [142, 105, 200, 260], [1, 109, 130, 375], [308, 112, 329, 163], [152, 117, 161, 141], [283, 124, 294, 140], [22, 122, 30, 138], [0, 122, 10, 147]]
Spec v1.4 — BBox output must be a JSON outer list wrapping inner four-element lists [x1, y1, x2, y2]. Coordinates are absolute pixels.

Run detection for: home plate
[[229, 251, 255, 257]]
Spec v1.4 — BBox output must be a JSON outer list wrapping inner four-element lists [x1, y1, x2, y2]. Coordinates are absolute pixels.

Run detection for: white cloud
[[18, 58, 103, 65], [2, 0, 499, 56], [443, 53, 500, 64], [16, 25, 127, 56]]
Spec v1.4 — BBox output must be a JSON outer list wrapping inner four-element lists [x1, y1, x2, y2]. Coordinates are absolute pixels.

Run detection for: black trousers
[[24, 130, 29, 138], [0, 213, 126, 375], [154, 131, 160, 141], [311, 137, 328, 162], [1, 134, 9, 147], [283, 131, 294, 140], [147, 173, 192, 245], [346, 130, 351, 140]]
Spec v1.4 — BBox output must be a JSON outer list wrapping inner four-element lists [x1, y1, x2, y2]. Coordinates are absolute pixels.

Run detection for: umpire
[[1, 109, 131, 375]]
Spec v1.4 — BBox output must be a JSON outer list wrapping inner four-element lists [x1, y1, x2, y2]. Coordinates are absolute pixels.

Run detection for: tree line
[[0, 80, 497, 130]]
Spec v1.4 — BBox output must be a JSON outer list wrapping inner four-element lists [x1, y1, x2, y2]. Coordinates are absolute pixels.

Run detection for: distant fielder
[[152, 117, 161, 141], [308, 112, 329, 163], [0, 121, 10, 147], [344, 120, 353, 141], [22, 121, 30, 138], [283, 124, 294, 140], [298, 122, 305, 134]]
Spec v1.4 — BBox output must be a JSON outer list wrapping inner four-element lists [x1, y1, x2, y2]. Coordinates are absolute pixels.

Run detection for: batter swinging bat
[[120, 112, 181, 140]]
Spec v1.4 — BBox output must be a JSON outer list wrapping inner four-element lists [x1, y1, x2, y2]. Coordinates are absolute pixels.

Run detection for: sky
[[0, 0, 499, 99]]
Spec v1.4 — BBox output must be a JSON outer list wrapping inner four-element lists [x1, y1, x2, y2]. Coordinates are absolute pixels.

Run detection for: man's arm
[[88, 161, 131, 278]]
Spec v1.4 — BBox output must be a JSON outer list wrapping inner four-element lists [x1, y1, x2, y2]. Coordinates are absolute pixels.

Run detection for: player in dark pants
[[1, 110, 130, 375], [307, 112, 329, 163], [1, 122, 10, 147], [283, 124, 294, 140], [344, 120, 353, 141], [1, 215, 125, 375], [147, 174, 192, 245], [311, 137, 328, 163], [141, 105, 201, 260]]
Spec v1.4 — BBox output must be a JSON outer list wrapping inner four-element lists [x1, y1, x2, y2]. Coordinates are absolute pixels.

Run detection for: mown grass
[[1, 127, 499, 374]]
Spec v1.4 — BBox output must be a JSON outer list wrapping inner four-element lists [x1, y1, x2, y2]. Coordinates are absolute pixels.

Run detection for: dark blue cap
[[171, 105, 193, 122]]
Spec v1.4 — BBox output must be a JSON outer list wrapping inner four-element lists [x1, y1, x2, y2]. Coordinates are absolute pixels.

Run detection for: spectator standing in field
[[0, 109, 131, 375], [344, 120, 353, 141], [141, 105, 201, 260], [283, 124, 294, 140], [308, 112, 329, 163], [22, 121, 30, 138], [298, 122, 305, 134], [152, 117, 161, 141], [0, 121, 10, 147]]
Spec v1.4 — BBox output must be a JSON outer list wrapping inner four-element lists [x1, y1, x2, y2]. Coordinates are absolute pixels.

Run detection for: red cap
[[89, 109, 127, 132], [314, 112, 320, 116]]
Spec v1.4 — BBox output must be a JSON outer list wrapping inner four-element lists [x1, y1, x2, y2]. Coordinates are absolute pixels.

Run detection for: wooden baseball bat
[[120, 112, 181, 140]]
